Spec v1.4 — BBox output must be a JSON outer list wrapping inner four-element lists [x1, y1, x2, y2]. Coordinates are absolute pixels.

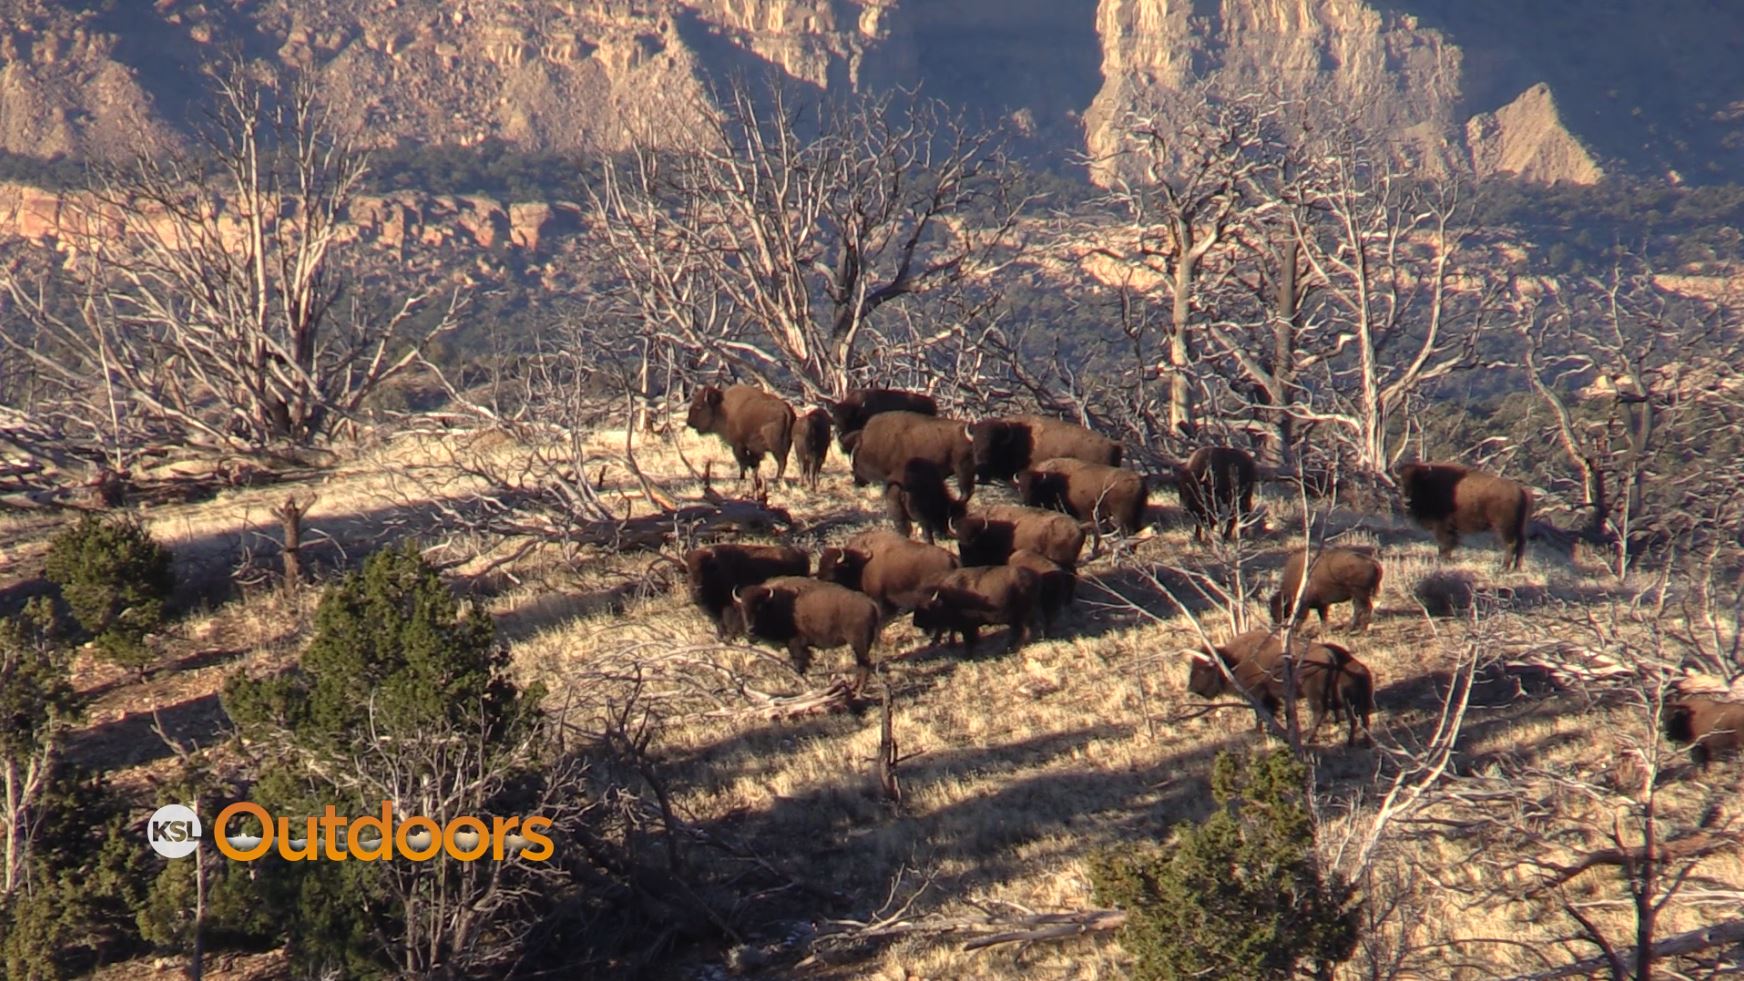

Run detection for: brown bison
[[684, 543, 810, 638], [827, 388, 939, 452], [1007, 548, 1076, 637], [686, 385, 796, 493], [1663, 698, 1744, 765], [884, 458, 967, 544], [792, 408, 831, 490], [1018, 457, 1149, 541], [1395, 462, 1532, 570], [968, 415, 1123, 485], [954, 504, 1087, 569], [1170, 446, 1258, 543], [1270, 547, 1384, 631], [816, 530, 960, 614], [735, 576, 882, 691], [845, 410, 977, 500], [912, 565, 1042, 655], [1186, 630, 1374, 746]]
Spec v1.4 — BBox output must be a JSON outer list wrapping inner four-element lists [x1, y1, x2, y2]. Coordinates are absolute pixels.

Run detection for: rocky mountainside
[[0, 0, 1737, 184]]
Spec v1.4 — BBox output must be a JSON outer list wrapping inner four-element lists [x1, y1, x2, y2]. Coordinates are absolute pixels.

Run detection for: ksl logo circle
[[148, 803, 202, 858]]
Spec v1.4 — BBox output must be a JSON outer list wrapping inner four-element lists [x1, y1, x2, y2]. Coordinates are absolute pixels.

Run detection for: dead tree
[[1090, 87, 1287, 439], [1515, 259, 1744, 573], [588, 78, 1026, 402], [0, 62, 457, 461]]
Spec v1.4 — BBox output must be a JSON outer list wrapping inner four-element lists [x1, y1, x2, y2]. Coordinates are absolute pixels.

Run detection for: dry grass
[[13, 425, 1742, 979]]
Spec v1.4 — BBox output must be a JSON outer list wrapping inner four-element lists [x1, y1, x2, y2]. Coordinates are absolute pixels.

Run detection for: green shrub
[[222, 542, 546, 977], [1090, 749, 1358, 980], [42, 516, 173, 675]]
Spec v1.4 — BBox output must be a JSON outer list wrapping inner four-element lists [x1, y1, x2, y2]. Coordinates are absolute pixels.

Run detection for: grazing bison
[[1007, 548, 1075, 637], [683, 544, 810, 638], [827, 388, 939, 452], [954, 504, 1087, 570], [846, 410, 977, 500], [1395, 462, 1533, 570], [735, 576, 882, 691], [884, 458, 967, 544], [1019, 457, 1149, 541], [1170, 446, 1258, 543], [1186, 630, 1374, 746], [792, 408, 832, 490], [1663, 698, 1744, 765], [969, 415, 1123, 485], [686, 385, 796, 493], [816, 530, 959, 614], [912, 565, 1042, 655], [1270, 547, 1385, 631]]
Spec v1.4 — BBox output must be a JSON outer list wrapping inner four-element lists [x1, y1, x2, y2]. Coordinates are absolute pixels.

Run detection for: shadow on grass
[[65, 692, 227, 770]]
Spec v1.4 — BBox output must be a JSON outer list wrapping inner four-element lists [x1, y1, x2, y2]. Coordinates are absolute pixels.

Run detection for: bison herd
[[681, 384, 1738, 762]]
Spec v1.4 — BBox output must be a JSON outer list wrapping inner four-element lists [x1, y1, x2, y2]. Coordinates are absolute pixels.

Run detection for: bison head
[[969, 419, 1033, 483], [816, 547, 867, 590], [686, 386, 726, 433], [911, 589, 949, 632], [1184, 647, 1231, 700], [1663, 702, 1699, 745]]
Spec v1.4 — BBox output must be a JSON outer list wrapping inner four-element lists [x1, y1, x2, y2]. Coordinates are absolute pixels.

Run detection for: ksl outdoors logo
[[146, 802, 554, 862]]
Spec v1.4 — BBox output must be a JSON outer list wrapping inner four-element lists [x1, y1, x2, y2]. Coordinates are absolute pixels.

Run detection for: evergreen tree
[[1091, 749, 1359, 980]]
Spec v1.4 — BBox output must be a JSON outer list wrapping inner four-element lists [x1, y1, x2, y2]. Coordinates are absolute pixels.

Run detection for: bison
[[1007, 548, 1076, 637], [816, 530, 960, 614], [1018, 457, 1149, 543], [792, 408, 831, 490], [686, 385, 796, 493], [968, 415, 1123, 485], [845, 410, 977, 500], [827, 388, 939, 452], [683, 543, 810, 638], [1270, 547, 1385, 631], [884, 458, 967, 544], [912, 565, 1042, 655], [1186, 630, 1374, 746], [1170, 446, 1258, 543], [735, 576, 882, 691], [1395, 462, 1533, 570], [954, 504, 1087, 570], [1663, 698, 1744, 765]]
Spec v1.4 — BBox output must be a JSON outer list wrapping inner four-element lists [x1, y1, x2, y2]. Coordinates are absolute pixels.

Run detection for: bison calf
[[912, 565, 1041, 655], [1007, 548, 1075, 637], [1395, 462, 1532, 570], [687, 385, 796, 494], [736, 576, 882, 691], [828, 388, 939, 452], [793, 408, 831, 490], [884, 458, 966, 544], [1019, 457, 1148, 544], [684, 543, 810, 638], [817, 530, 959, 614], [954, 504, 1087, 570], [969, 415, 1123, 485], [1186, 630, 1374, 746], [1270, 547, 1384, 631], [1169, 446, 1257, 543], [1664, 698, 1744, 765]]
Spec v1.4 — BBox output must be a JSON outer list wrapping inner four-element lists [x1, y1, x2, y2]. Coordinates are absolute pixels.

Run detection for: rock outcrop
[[0, 0, 1736, 183], [1466, 83, 1603, 185]]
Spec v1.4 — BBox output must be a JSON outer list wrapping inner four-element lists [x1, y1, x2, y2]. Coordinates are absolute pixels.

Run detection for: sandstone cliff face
[[0, 0, 1734, 185], [1465, 83, 1602, 185]]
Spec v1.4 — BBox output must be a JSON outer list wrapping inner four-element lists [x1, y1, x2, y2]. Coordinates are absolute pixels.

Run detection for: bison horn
[[1184, 648, 1213, 664], [963, 424, 974, 440], [732, 586, 744, 603]]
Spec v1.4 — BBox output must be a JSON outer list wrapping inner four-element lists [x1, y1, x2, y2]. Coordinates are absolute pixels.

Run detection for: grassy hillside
[[4, 418, 1738, 978]]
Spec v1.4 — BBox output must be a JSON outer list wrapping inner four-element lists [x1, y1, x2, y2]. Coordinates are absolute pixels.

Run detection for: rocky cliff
[[0, 0, 1736, 185]]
